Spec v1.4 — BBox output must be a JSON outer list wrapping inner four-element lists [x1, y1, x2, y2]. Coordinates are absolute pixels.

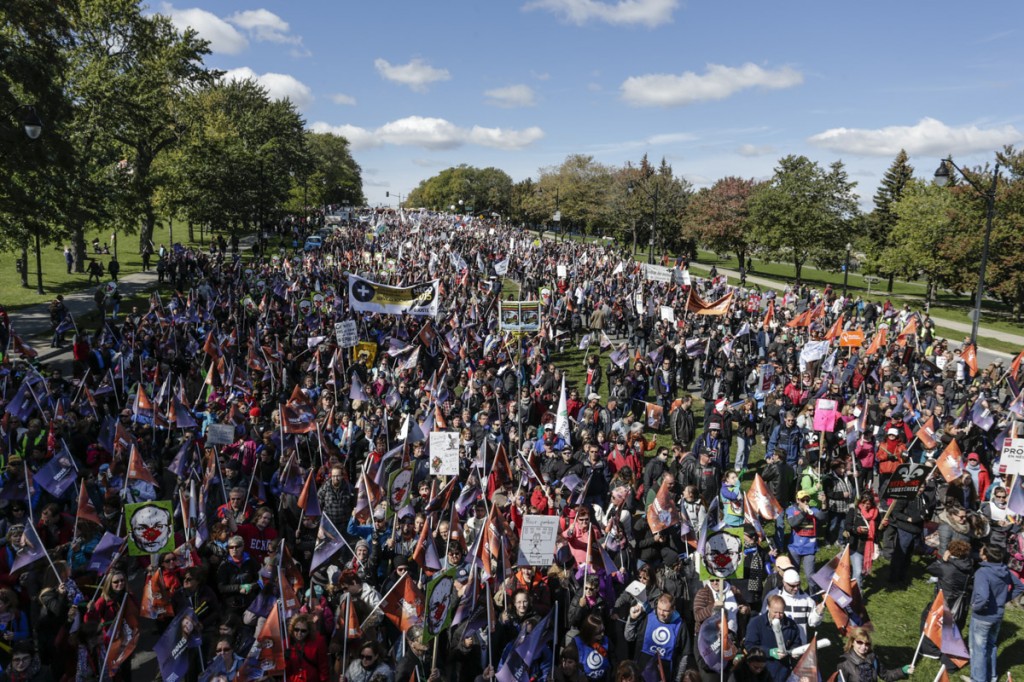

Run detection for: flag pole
[[343, 593, 352, 672], [485, 579, 494, 675], [550, 601, 559, 681], [98, 590, 128, 682]]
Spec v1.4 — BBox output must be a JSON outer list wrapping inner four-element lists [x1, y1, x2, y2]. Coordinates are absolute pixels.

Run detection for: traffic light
[[385, 191, 390, 197]]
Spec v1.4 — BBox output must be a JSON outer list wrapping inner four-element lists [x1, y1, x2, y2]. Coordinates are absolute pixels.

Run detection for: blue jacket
[[767, 425, 803, 467], [744, 613, 801, 682], [971, 560, 1024, 620]]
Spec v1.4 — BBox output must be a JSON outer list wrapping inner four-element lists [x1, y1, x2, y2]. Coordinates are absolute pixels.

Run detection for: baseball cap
[[796, 490, 811, 501], [774, 556, 794, 570], [887, 428, 899, 437], [967, 452, 980, 462], [588, 393, 600, 402], [783, 569, 801, 585]]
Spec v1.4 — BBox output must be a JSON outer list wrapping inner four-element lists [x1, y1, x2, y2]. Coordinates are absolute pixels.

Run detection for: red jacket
[[875, 439, 906, 476], [286, 633, 329, 682]]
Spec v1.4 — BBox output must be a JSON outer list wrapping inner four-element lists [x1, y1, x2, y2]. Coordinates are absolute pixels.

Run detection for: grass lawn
[[0, 219, 218, 310], [548, 340, 1024, 676]]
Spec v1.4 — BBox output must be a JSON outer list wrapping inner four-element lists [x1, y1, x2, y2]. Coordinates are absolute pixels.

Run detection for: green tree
[[306, 131, 364, 208], [683, 176, 758, 267], [865, 149, 914, 292], [749, 155, 860, 282], [71, 0, 215, 253], [878, 178, 962, 308], [406, 165, 512, 216]]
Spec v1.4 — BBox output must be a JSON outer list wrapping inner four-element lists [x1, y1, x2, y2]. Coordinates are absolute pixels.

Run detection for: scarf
[[859, 502, 879, 575]]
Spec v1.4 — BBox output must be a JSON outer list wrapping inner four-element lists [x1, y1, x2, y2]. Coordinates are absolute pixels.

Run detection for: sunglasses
[[293, 628, 308, 634], [361, 654, 375, 660], [854, 640, 871, 646], [216, 648, 233, 654]]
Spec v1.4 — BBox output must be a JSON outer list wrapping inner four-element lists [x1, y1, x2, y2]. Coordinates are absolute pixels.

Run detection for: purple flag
[[310, 514, 347, 575], [696, 609, 734, 673], [495, 607, 554, 682], [610, 348, 629, 368], [350, 371, 369, 402], [153, 607, 202, 682], [86, 532, 126, 575], [1008, 474, 1024, 516], [11, 522, 48, 573], [34, 448, 78, 499], [455, 485, 481, 516]]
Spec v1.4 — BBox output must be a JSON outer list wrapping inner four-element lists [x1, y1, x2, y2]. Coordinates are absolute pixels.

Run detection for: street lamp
[[5, 105, 45, 293], [843, 242, 852, 297], [934, 156, 999, 347], [628, 181, 659, 265]]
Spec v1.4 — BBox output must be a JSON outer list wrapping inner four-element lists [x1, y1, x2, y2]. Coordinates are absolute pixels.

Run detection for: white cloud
[[808, 117, 1023, 157], [523, 0, 678, 27], [621, 63, 803, 107], [484, 84, 536, 108], [330, 93, 357, 106], [222, 67, 313, 108], [374, 58, 451, 93], [737, 144, 776, 157], [226, 9, 304, 48], [309, 116, 544, 151], [160, 4, 248, 54]]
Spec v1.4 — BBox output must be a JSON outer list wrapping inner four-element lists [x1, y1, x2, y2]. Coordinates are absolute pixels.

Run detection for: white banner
[[348, 273, 440, 317]]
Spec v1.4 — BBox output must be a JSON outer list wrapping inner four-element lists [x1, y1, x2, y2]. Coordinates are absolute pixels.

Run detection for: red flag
[[487, 443, 513, 495], [203, 330, 221, 359], [786, 308, 812, 328], [378, 569, 421, 630], [340, 594, 362, 640], [77, 480, 103, 526], [763, 300, 775, 328], [961, 344, 978, 377], [410, 515, 441, 573], [915, 415, 938, 450], [9, 332, 38, 359], [297, 469, 322, 517], [256, 602, 286, 675], [745, 473, 784, 520], [103, 595, 141, 677]]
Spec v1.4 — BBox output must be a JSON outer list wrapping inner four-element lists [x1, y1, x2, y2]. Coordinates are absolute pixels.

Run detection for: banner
[[881, 463, 928, 500], [686, 289, 734, 316], [125, 500, 175, 556], [499, 301, 541, 333], [699, 526, 744, 580], [348, 273, 440, 317], [153, 608, 202, 682], [423, 567, 459, 642]]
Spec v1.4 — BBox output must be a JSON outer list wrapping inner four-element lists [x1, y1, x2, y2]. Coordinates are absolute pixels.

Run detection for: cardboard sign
[[643, 264, 673, 283], [428, 432, 461, 476], [557, 264, 567, 278], [660, 306, 675, 323], [839, 330, 865, 348], [812, 399, 838, 432], [335, 320, 359, 348], [1000, 438, 1024, 475], [205, 423, 236, 446], [882, 462, 929, 500], [352, 341, 378, 368], [125, 500, 175, 556], [517, 515, 560, 566]]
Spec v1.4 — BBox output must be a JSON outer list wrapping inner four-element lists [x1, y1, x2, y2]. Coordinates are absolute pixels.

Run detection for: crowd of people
[[0, 207, 1022, 682]]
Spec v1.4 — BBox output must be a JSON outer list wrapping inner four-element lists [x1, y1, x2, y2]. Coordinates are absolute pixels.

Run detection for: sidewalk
[[687, 263, 1024, 350]]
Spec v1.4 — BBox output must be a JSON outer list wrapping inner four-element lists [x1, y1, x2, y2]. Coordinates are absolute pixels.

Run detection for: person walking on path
[[107, 256, 120, 282], [969, 544, 1024, 682]]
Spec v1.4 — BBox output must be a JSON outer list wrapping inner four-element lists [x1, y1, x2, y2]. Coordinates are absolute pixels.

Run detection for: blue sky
[[157, 0, 1023, 210]]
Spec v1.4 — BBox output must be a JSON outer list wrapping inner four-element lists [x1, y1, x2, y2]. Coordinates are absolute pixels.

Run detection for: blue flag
[[495, 606, 555, 682], [153, 607, 202, 682]]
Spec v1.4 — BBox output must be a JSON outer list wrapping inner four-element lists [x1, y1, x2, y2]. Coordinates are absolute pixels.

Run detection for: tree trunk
[[887, 273, 894, 293], [631, 221, 637, 256], [794, 257, 802, 284], [72, 222, 87, 273], [140, 206, 156, 255], [188, 220, 194, 242]]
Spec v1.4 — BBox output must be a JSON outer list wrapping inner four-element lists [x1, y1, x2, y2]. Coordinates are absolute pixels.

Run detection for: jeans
[[790, 549, 816, 586], [826, 510, 846, 545], [773, 512, 787, 552], [850, 551, 863, 584], [890, 528, 917, 583], [735, 436, 751, 471], [970, 615, 1001, 682]]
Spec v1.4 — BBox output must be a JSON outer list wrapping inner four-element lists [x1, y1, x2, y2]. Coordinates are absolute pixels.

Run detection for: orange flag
[[936, 440, 964, 483], [922, 589, 969, 669], [380, 573, 425, 632], [961, 344, 978, 377], [77, 480, 103, 526], [790, 636, 819, 681], [864, 327, 888, 356], [763, 300, 775, 328], [916, 415, 938, 450], [745, 473, 785, 520], [825, 314, 845, 341], [824, 547, 871, 634], [897, 317, 918, 346], [486, 443, 513, 495], [1010, 349, 1024, 380], [646, 477, 681, 532], [256, 602, 286, 675], [340, 594, 363, 640], [786, 308, 812, 328], [127, 445, 157, 486], [140, 568, 175, 619]]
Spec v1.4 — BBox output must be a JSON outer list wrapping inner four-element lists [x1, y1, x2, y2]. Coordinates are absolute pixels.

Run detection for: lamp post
[[934, 157, 999, 347], [5, 105, 43, 290], [842, 242, 852, 298], [628, 181, 659, 265]]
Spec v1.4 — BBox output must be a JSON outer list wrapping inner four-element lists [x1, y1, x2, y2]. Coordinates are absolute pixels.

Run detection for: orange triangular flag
[[936, 440, 964, 483], [745, 473, 785, 520], [256, 603, 286, 674], [916, 415, 938, 450], [825, 314, 845, 341], [77, 480, 103, 526], [897, 317, 918, 346], [127, 445, 157, 486], [961, 344, 978, 377], [380, 573, 425, 632], [864, 327, 888, 356]]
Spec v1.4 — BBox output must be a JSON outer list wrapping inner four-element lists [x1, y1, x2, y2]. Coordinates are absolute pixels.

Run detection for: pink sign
[[812, 398, 838, 432]]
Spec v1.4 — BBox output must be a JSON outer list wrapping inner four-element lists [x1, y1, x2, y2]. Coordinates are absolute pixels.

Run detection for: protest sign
[[428, 432, 460, 476], [205, 424, 235, 446], [335, 320, 358, 348], [126, 500, 174, 556], [812, 399, 838, 432], [882, 463, 928, 500], [1000, 438, 1024, 475], [517, 515, 560, 566]]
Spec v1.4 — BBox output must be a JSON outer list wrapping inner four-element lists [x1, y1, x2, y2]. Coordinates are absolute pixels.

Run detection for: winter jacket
[[971, 560, 1024, 620], [836, 650, 908, 682], [767, 424, 804, 467]]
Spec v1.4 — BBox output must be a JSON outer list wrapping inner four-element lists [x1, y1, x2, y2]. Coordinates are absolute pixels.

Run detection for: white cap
[[783, 569, 801, 585], [887, 428, 899, 437]]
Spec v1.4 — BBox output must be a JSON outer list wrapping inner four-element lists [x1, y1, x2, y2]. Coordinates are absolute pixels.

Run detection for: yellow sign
[[352, 341, 377, 368]]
